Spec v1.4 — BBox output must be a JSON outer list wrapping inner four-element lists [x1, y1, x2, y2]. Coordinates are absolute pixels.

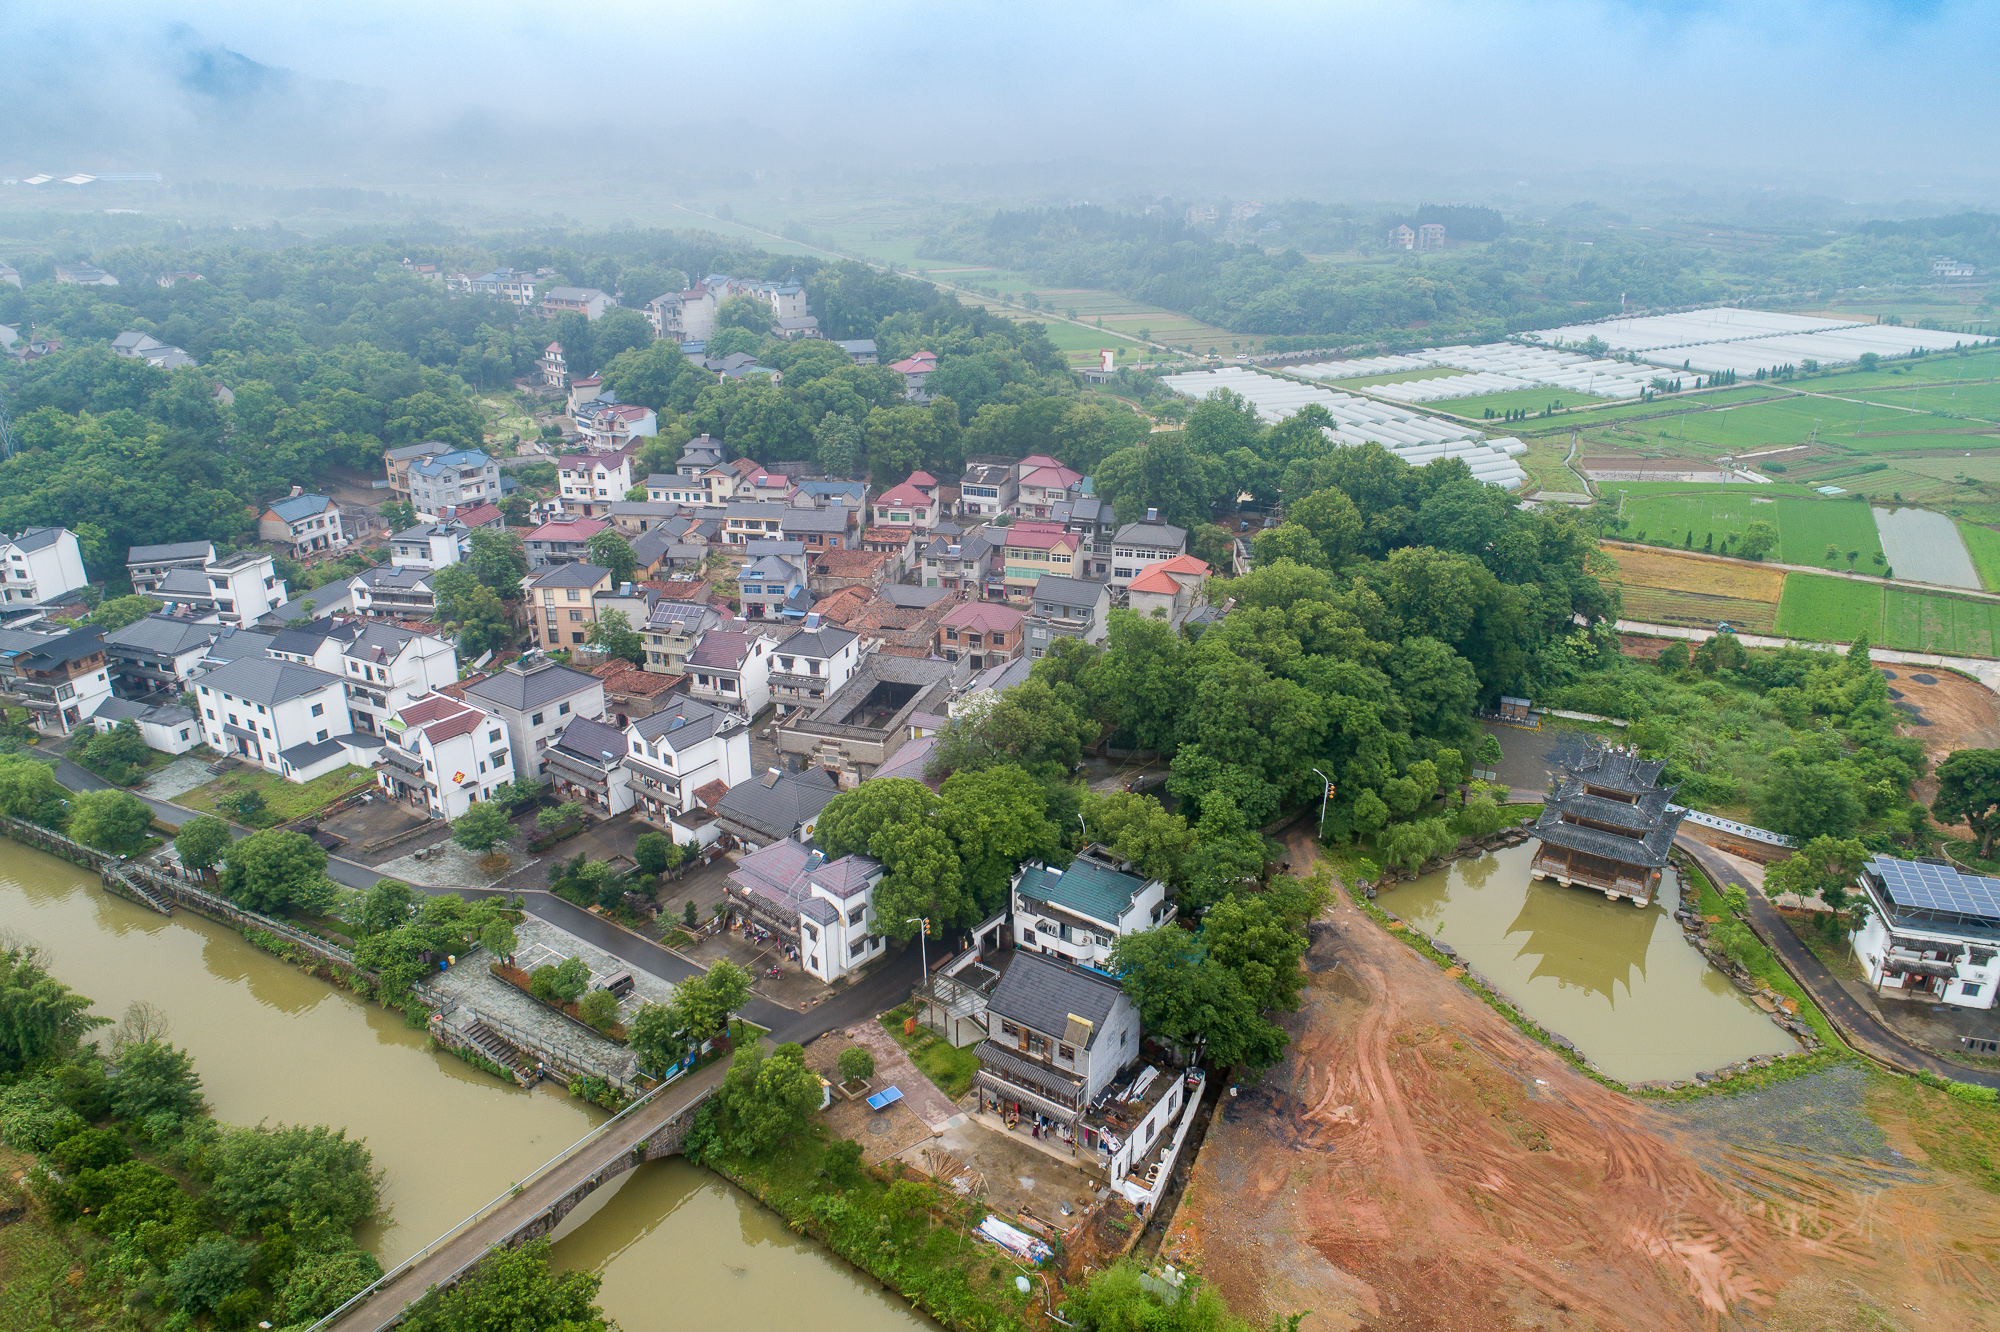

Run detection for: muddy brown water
[[2, 852, 926, 1332], [1379, 843, 1797, 1083]]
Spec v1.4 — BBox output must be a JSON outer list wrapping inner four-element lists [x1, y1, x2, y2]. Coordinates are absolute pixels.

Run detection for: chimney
[[1146, 507, 1158, 523]]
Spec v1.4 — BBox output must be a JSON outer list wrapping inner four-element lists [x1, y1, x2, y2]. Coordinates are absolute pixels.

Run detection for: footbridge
[[311, 1059, 727, 1332]]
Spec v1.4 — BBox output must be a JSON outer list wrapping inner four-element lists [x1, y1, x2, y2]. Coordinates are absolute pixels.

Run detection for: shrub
[[529, 965, 559, 1002], [551, 956, 591, 1003], [164, 1235, 255, 1316], [578, 988, 621, 1030], [49, 1127, 129, 1175], [823, 1138, 864, 1186]]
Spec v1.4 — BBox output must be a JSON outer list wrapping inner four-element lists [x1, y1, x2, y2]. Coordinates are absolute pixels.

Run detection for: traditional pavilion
[[1529, 745, 1687, 906]]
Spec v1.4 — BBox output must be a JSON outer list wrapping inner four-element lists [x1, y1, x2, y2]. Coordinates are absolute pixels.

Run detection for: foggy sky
[[3, 1, 1996, 207]]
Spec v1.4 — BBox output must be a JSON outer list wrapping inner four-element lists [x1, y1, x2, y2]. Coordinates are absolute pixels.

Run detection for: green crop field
[[1332, 366, 1469, 390], [1615, 488, 1885, 568], [1958, 521, 2000, 592], [1432, 385, 1617, 418], [1775, 574, 2000, 655]]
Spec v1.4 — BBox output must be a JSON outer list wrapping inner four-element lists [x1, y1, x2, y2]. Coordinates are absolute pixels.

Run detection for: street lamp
[[1311, 768, 1333, 837], [905, 916, 930, 987]]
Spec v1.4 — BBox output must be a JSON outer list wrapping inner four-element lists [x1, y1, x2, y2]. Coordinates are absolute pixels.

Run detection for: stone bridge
[[314, 1060, 726, 1332]]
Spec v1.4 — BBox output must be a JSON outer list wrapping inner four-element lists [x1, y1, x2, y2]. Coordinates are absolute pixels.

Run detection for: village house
[[720, 501, 794, 545], [1013, 454, 1083, 519], [1108, 513, 1191, 590], [780, 506, 852, 550], [642, 599, 723, 676], [7, 628, 115, 735], [727, 840, 887, 982], [137, 549, 287, 626], [959, 458, 1020, 519], [1011, 846, 1174, 969], [973, 953, 1142, 1150], [574, 399, 658, 451], [775, 655, 957, 787], [126, 541, 215, 595], [736, 541, 814, 622], [55, 262, 118, 286], [1050, 494, 1117, 577], [540, 286, 614, 320], [558, 449, 637, 518], [525, 563, 614, 648], [541, 715, 635, 816], [524, 516, 610, 569], [716, 766, 841, 848], [808, 547, 893, 598], [1125, 554, 1212, 625], [860, 527, 924, 581], [1851, 856, 2000, 1010], [872, 473, 941, 530], [194, 655, 377, 782], [834, 338, 877, 365], [0, 527, 88, 612], [447, 268, 542, 305], [621, 696, 751, 844], [257, 492, 344, 558], [383, 442, 453, 505], [407, 449, 502, 520], [376, 693, 513, 820], [1025, 576, 1111, 654], [348, 565, 440, 621], [89, 697, 200, 754], [768, 619, 860, 717], [935, 601, 1023, 670], [643, 473, 714, 505], [111, 331, 196, 369], [389, 519, 471, 570], [325, 623, 460, 738], [997, 524, 1081, 596], [684, 627, 776, 717], [889, 350, 937, 400], [464, 658, 607, 779], [792, 479, 869, 515], [103, 615, 225, 699], [919, 531, 996, 594], [539, 341, 568, 389]]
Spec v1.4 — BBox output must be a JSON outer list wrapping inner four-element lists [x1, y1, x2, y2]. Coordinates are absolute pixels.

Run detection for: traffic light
[[921, 918, 931, 937]]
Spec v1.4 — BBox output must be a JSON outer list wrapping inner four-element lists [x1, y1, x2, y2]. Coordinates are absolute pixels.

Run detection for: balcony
[[378, 745, 426, 777]]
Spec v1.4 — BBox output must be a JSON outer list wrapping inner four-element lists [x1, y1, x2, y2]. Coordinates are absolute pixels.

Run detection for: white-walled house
[[558, 449, 637, 517], [0, 528, 89, 611], [139, 550, 287, 626], [258, 493, 345, 558], [337, 624, 459, 738], [728, 842, 889, 983], [90, 698, 201, 754], [684, 628, 776, 717], [193, 656, 378, 782], [1852, 855, 2000, 1010], [377, 693, 514, 819], [389, 519, 470, 570], [463, 658, 607, 778], [621, 697, 753, 843], [1010, 845, 1175, 968], [768, 620, 860, 717], [973, 952, 1142, 1136]]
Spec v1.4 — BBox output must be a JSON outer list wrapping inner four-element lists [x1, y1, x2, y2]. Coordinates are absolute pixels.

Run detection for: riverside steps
[[314, 1058, 728, 1332]]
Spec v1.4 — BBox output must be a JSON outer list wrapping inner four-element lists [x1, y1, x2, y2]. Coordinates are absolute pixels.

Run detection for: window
[[489, 729, 501, 742], [557, 702, 570, 715], [316, 729, 329, 742], [1026, 1032, 1048, 1056], [568, 609, 583, 621], [311, 703, 325, 717], [571, 632, 585, 644], [566, 588, 581, 601], [492, 750, 509, 770], [1967, 983, 1985, 998], [530, 711, 545, 726], [999, 1021, 1020, 1040], [1058, 1043, 1075, 1061], [847, 906, 864, 926]]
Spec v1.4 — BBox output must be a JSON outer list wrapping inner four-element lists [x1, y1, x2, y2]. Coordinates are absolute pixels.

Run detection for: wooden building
[[1530, 747, 1687, 906]]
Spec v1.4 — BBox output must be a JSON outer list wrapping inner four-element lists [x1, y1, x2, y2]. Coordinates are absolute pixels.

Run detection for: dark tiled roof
[[464, 662, 602, 711], [716, 767, 839, 841], [986, 952, 1123, 1049]]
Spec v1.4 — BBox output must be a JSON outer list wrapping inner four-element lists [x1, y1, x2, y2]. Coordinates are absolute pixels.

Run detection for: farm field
[[1958, 521, 2000, 592], [1334, 366, 1469, 389], [1433, 385, 1617, 418], [1614, 487, 1886, 569], [1775, 574, 2000, 655], [1597, 544, 1784, 633]]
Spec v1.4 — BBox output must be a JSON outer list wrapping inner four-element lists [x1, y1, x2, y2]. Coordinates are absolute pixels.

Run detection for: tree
[[354, 879, 416, 936], [938, 765, 1062, 916], [1764, 835, 1872, 921], [1738, 520, 1779, 561], [465, 527, 528, 598], [718, 1042, 823, 1157], [928, 679, 1098, 779], [478, 919, 518, 962], [452, 801, 513, 853], [207, 1122, 381, 1234], [1379, 817, 1458, 872], [87, 594, 156, 631], [1453, 793, 1508, 839], [398, 1239, 609, 1332], [585, 530, 637, 585], [274, 1244, 385, 1326], [109, 1038, 203, 1124], [1109, 927, 1287, 1070], [1934, 748, 2000, 856], [1081, 790, 1195, 885], [715, 295, 775, 336], [164, 1236, 255, 1317], [1474, 733, 1503, 767], [1179, 793, 1269, 916], [814, 412, 862, 478], [836, 1046, 875, 1084], [551, 956, 591, 1003], [66, 789, 154, 855], [1201, 892, 1312, 1016], [432, 567, 512, 659], [817, 779, 966, 935], [220, 828, 337, 915], [173, 814, 232, 876], [0, 752, 69, 826], [1755, 760, 1863, 841], [633, 831, 677, 875], [578, 988, 621, 1030], [589, 609, 645, 666], [539, 801, 585, 831], [0, 944, 108, 1074]]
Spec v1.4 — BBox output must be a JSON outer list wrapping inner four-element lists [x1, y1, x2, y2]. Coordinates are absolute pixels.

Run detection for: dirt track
[[1164, 839, 2000, 1331]]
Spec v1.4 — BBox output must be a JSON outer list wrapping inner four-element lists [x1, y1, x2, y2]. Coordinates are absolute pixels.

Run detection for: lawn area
[[1432, 385, 1618, 418], [1776, 909, 1866, 981], [1958, 521, 2000, 591], [879, 1002, 981, 1099], [1775, 573, 2000, 655], [1598, 544, 1785, 632], [1615, 487, 1884, 568], [178, 764, 377, 828]]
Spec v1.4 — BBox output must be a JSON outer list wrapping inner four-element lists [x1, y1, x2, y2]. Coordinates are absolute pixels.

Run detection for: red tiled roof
[[1126, 567, 1181, 595], [423, 709, 484, 745], [908, 470, 938, 486], [592, 662, 680, 697], [694, 778, 730, 810], [1151, 554, 1212, 576], [453, 503, 503, 528], [997, 528, 1077, 552], [876, 482, 932, 507], [813, 548, 890, 577], [941, 601, 1024, 633], [861, 526, 916, 545]]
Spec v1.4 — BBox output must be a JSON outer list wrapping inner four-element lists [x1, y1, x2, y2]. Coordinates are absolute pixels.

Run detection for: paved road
[[1677, 835, 2000, 1090], [326, 1059, 730, 1332]]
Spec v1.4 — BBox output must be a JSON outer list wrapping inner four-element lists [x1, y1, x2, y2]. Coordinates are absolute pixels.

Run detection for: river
[[1377, 844, 1797, 1083], [1, 850, 926, 1332]]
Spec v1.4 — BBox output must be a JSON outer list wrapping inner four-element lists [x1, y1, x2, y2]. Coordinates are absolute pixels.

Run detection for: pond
[[1872, 505, 1979, 589], [1378, 844, 1798, 1083], [2, 851, 926, 1332]]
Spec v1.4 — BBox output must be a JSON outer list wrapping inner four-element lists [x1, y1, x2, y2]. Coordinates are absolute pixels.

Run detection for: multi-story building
[[524, 516, 609, 568], [871, 474, 941, 530], [1010, 845, 1175, 969], [540, 287, 614, 320], [621, 697, 753, 841], [539, 341, 568, 389], [348, 565, 440, 620], [997, 524, 1081, 596], [720, 501, 794, 546], [388, 518, 470, 570], [888, 351, 936, 400], [834, 339, 877, 365], [715, 767, 840, 847], [407, 449, 502, 520], [1025, 576, 1111, 654], [1050, 494, 1117, 578], [541, 716, 634, 816], [192, 656, 373, 782], [558, 449, 636, 518], [446, 268, 542, 306], [463, 658, 607, 779], [727, 841, 887, 982], [643, 472, 713, 505], [685, 628, 776, 717], [7, 628, 114, 735], [54, 263, 118, 286], [780, 506, 851, 550], [1529, 747, 1687, 907], [377, 693, 514, 820], [775, 655, 957, 787], [0, 528, 88, 611], [257, 492, 345, 558], [1851, 855, 2000, 1010], [919, 531, 995, 594], [958, 458, 1019, 519], [1013, 455, 1083, 518], [330, 624, 460, 738], [1108, 515, 1190, 590], [103, 615, 223, 699], [641, 599, 723, 676], [936, 602, 1024, 670], [792, 479, 868, 512], [1125, 555, 1212, 625], [126, 541, 215, 594], [972, 953, 1142, 1144], [138, 550, 287, 626], [674, 434, 726, 478], [383, 442, 453, 505], [736, 541, 813, 622], [574, 399, 657, 451], [768, 620, 860, 717], [524, 563, 614, 648]]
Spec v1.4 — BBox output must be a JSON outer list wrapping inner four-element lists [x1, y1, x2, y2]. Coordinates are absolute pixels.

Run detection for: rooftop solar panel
[[1870, 857, 2000, 920]]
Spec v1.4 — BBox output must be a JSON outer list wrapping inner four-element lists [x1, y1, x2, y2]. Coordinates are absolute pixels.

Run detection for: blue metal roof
[[1018, 859, 1149, 926], [1870, 856, 2000, 923]]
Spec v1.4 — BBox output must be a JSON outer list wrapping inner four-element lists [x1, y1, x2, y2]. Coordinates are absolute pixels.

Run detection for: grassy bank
[[1680, 860, 1842, 1055], [178, 764, 376, 827], [0, 1147, 140, 1332]]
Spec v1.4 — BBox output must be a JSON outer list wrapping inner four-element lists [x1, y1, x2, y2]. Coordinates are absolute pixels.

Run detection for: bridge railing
[[305, 1074, 685, 1332]]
